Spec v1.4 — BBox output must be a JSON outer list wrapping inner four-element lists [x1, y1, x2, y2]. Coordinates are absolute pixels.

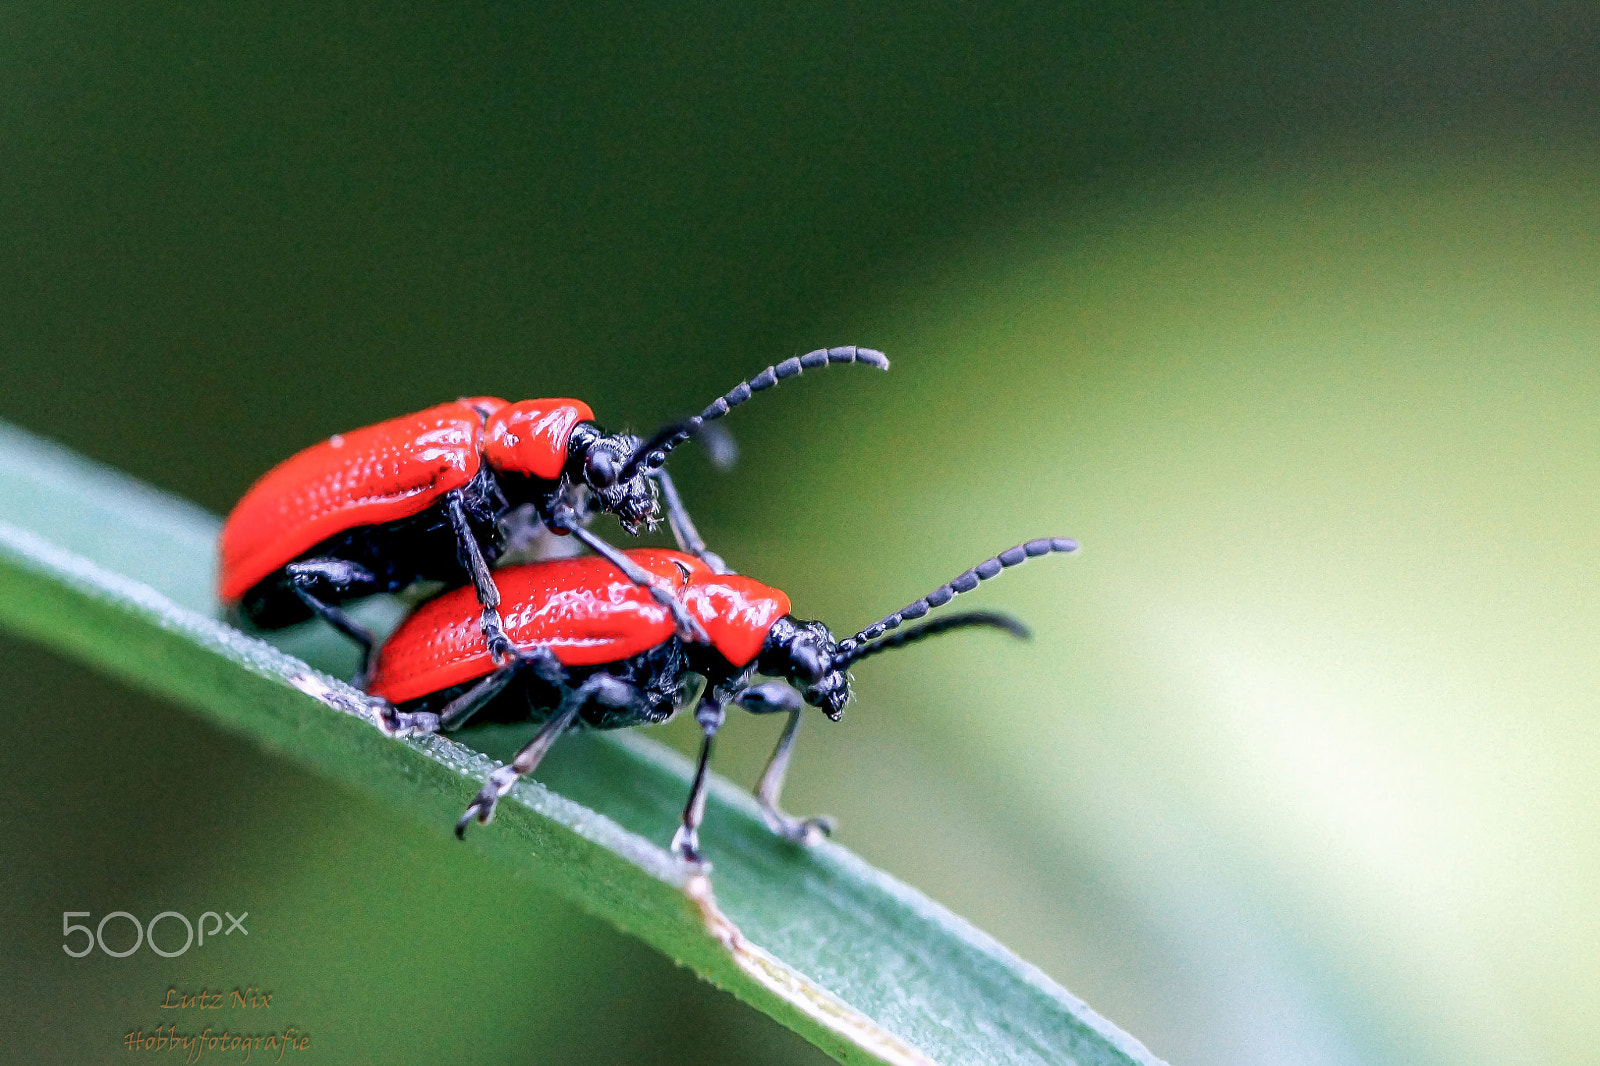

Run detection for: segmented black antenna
[[837, 610, 1030, 667], [835, 538, 1078, 659], [618, 346, 889, 481]]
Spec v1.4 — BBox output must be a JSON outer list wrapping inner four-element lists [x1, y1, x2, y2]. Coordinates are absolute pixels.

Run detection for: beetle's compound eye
[[585, 434, 658, 533], [585, 447, 619, 489], [783, 625, 834, 685], [758, 617, 835, 688], [790, 644, 824, 685]]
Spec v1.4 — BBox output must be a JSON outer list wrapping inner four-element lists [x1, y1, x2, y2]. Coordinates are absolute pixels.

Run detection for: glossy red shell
[[684, 572, 793, 669], [218, 401, 488, 602], [367, 550, 792, 704], [481, 399, 594, 481]]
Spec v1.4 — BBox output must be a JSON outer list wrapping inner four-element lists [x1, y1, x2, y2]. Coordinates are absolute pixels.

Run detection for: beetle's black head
[[758, 616, 850, 720], [568, 425, 660, 533]]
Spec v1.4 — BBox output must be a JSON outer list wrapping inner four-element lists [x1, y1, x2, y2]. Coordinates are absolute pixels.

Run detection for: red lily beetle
[[218, 347, 887, 682], [366, 536, 1078, 864]]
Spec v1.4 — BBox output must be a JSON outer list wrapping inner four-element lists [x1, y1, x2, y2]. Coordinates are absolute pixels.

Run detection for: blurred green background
[[3, 3, 1598, 1063]]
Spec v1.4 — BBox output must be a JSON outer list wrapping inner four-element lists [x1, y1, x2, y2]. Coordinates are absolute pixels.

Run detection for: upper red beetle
[[366, 536, 1078, 864], [218, 347, 887, 682]]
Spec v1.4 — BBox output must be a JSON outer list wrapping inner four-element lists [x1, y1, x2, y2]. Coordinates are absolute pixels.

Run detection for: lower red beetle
[[366, 537, 1078, 863]]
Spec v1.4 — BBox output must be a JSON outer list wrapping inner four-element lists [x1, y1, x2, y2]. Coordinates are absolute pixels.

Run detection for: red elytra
[[367, 549, 791, 705], [218, 398, 592, 603]]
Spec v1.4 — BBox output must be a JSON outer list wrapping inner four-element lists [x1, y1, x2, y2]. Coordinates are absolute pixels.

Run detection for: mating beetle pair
[[221, 346, 1077, 864], [220, 346, 887, 682]]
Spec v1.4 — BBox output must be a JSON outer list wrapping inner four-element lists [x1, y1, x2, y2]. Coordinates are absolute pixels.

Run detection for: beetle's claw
[[400, 711, 442, 737], [371, 699, 439, 738], [670, 826, 711, 870], [456, 791, 497, 838], [371, 699, 400, 736], [764, 810, 835, 847], [794, 816, 836, 845], [482, 612, 514, 664]]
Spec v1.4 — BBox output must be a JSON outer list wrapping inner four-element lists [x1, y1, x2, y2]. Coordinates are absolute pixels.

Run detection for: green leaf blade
[[0, 420, 1163, 1066]]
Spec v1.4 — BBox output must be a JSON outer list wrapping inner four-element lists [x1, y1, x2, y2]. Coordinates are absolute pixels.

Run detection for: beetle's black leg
[[368, 696, 441, 738], [456, 673, 641, 837], [374, 648, 564, 739], [455, 700, 578, 837], [437, 646, 565, 732], [445, 490, 512, 663], [653, 469, 731, 575], [670, 689, 731, 866], [735, 681, 835, 844], [547, 503, 711, 644], [286, 558, 380, 686], [671, 731, 717, 867]]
